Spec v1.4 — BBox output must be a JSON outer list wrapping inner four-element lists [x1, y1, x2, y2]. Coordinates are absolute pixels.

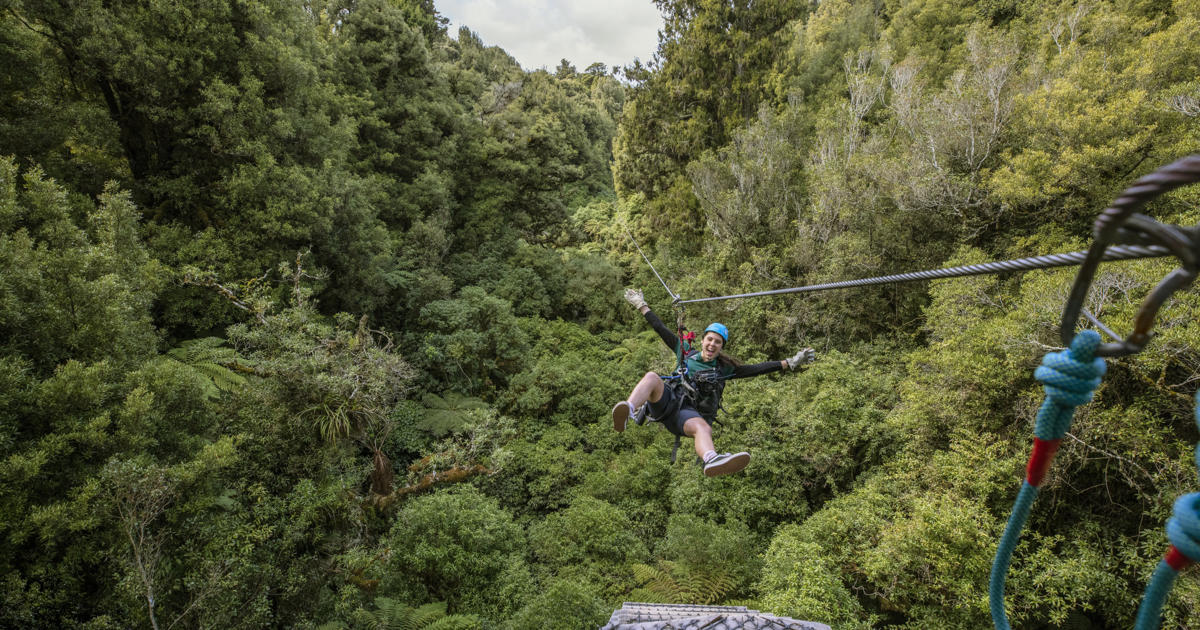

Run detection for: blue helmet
[[703, 322, 729, 343]]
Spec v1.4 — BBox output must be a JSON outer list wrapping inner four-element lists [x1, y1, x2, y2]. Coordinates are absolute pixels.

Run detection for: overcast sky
[[436, 1, 664, 72]]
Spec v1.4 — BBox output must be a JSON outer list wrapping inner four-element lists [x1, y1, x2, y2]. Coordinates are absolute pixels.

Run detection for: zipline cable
[[624, 226, 679, 302], [674, 244, 1173, 305]]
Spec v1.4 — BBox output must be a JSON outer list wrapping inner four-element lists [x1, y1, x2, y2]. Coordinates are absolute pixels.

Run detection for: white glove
[[786, 348, 815, 370], [624, 288, 647, 310]]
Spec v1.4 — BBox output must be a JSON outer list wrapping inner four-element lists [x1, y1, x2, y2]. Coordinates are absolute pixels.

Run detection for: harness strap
[[674, 307, 693, 373]]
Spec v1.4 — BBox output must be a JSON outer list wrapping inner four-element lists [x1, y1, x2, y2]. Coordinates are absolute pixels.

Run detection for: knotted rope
[[1134, 390, 1200, 629], [990, 330, 1105, 629]]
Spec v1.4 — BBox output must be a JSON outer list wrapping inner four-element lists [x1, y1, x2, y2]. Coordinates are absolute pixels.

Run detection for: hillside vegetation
[[1, 0, 1199, 628]]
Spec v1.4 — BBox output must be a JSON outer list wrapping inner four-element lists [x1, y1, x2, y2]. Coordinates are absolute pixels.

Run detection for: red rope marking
[[1165, 546, 1194, 571], [1025, 438, 1062, 487]]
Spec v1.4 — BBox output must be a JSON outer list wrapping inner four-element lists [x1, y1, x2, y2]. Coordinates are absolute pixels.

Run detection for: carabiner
[[1060, 155, 1200, 357]]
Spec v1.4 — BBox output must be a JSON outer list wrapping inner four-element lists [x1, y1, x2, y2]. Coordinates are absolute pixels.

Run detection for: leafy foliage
[[3, 0, 1200, 627], [379, 486, 529, 616], [163, 337, 249, 401], [420, 391, 489, 437], [630, 560, 738, 605], [320, 598, 482, 630]]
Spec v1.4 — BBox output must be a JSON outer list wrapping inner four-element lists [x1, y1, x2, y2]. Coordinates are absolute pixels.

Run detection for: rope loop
[[1176, 389, 1200, 562], [1166, 493, 1200, 562], [1194, 388, 1200, 468], [1132, 388, 1200, 629], [1032, 330, 1106, 440]]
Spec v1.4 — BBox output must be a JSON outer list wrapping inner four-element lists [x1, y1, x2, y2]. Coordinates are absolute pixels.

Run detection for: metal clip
[[1060, 155, 1200, 357]]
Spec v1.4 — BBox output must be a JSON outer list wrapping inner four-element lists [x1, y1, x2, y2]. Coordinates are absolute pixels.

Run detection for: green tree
[[13, 0, 391, 324], [228, 304, 416, 496], [379, 486, 530, 617], [613, 0, 807, 199], [415, 286, 526, 395], [0, 158, 161, 374], [504, 579, 610, 630], [527, 495, 647, 595]]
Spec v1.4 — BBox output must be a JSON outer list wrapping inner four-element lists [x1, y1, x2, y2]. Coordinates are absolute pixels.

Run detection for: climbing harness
[[988, 155, 1200, 630], [657, 345, 736, 464]]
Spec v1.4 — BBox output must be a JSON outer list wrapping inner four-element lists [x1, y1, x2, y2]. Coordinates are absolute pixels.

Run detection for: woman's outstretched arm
[[730, 348, 816, 379], [626, 288, 680, 352]]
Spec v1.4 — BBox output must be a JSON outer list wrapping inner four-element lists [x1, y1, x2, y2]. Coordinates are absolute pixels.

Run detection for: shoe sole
[[612, 402, 630, 432], [703, 452, 750, 477]]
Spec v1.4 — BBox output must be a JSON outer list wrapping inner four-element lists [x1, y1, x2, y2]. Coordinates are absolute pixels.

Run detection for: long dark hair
[[717, 350, 743, 368]]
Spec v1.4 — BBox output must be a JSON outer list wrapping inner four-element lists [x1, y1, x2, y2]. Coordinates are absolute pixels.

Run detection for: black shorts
[[649, 378, 707, 437]]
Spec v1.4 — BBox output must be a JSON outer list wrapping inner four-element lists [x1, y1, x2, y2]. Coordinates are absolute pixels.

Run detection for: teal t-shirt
[[679, 340, 734, 379]]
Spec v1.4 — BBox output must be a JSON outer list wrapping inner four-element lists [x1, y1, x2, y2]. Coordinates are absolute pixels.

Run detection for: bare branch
[[1166, 92, 1200, 117], [181, 272, 268, 324], [1063, 431, 1155, 486]]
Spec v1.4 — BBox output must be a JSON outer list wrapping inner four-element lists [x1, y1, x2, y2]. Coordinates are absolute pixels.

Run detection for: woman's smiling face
[[699, 331, 725, 361]]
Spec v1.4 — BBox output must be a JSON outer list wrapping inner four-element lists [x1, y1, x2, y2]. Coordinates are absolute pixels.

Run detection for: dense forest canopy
[[1, 0, 1199, 628]]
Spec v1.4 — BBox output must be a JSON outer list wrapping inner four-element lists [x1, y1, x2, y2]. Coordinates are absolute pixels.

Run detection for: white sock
[[702, 450, 717, 462]]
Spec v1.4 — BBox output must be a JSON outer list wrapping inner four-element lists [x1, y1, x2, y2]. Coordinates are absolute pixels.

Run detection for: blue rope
[[1135, 559, 1180, 629], [990, 331, 1105, 629], [1133, 389, 1200, 629], [989, 482, 1039, 629]]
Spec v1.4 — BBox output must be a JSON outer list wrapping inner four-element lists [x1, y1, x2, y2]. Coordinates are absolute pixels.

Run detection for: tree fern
[[401, 601, 450, 630], [420, 392, 488, 436], [321, 599, 478, 630], [422, 615, 481, 630], [164, 336, 249, 400], [630, 560, 737, 605], [632, 561, 683, 602]]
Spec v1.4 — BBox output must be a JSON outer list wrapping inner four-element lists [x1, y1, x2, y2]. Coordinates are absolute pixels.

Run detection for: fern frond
[[405, 601, 447, 630], [678, 565, 736, 605], [632, 561, 686, 602], [633, 560, 737, 605], [191, 361, 247, 391], [423, 614, 481, 630], [439, 392, 488, 411], [419, 392, 488, 436], [372, 596, 404, 630], [631, 562, 664, 583], [349, 607, 379, 629], [421, 409, 472, 437], [165, 337, 249, 400]]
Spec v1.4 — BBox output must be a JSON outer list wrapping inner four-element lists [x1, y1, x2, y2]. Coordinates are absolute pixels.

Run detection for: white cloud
[[437, 0, 663, 71]]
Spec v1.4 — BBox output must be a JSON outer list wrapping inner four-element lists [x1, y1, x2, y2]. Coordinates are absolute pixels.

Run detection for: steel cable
[[675, 245, 1172, 305], [625, 226, 679, 302]]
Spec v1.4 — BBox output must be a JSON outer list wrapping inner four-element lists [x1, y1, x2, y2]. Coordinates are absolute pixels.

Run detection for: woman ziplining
[[611, 155, 1200, 626], [611, 288, 816, 477]]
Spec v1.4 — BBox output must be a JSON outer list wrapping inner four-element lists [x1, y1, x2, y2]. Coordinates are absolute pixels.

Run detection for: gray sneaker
[[703, 452, 750, 477], [632, 402, 649, 426], [612, 401, 648, 432], [612, 401, 632, 432]]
